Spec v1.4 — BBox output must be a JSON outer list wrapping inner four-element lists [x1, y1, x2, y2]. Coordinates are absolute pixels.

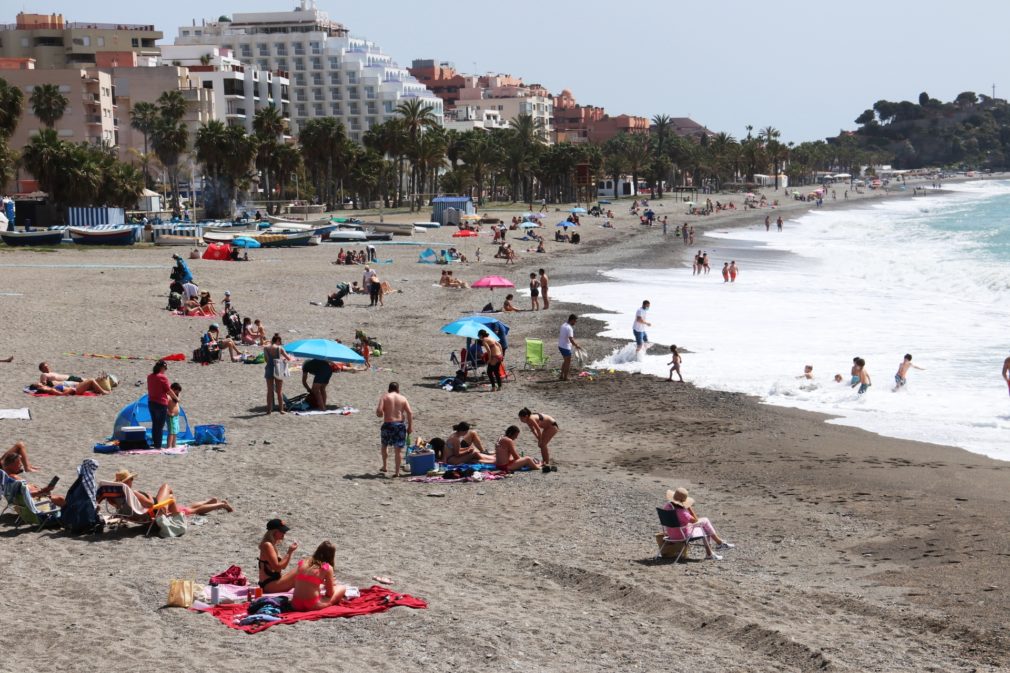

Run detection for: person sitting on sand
[[518, 408, 559, 467], [199, 291, 218, 316], [2, 441, 39, 473], [241, 317, 256, 345], [444, 421, 495, 465], [290, 541, 348, 611], [1, 451, 63, 505], [503, 294, 521, 312], [188, 248, 200, 260], [98, 469, 232, 517], [182, 296, 207, 316], [663, 487, 734, 561], [203, 324, 244, 362], [257, 518, 299, 593], [445, 270, 467, 288], [28, 379, 109, 396], [494, 425, 541, 472]]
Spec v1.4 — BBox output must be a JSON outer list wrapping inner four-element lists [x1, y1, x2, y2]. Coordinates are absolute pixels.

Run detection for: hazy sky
[[18, 0, 1010, 143]]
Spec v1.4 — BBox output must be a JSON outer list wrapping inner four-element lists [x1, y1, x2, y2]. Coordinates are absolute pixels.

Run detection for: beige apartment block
[[2, 67, 117, 148], [0, 12, 161, 69]]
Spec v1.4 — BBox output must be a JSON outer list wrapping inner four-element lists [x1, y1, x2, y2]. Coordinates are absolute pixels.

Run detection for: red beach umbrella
[[452, 230, 478, 238]]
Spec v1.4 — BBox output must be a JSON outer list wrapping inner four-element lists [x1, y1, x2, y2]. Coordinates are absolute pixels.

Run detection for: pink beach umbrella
[[472, 275, 515, 290]]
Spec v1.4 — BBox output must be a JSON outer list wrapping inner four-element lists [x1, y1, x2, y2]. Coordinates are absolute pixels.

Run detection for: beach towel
[[24, 387, 97, 397], [172, 312, 215, 319], [194, 586, 426, 633], [93, 442, 188, 455], [64, 352, 186, 362], [292, 406, 359, 417], [0, 408, 31, 420], [409, 472, 508, 484]]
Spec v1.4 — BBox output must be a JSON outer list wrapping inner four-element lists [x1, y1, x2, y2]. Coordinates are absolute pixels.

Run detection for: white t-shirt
[[558, 322, 574, 350], [182, 282, 199, 299], [633, 307, 648, 332]]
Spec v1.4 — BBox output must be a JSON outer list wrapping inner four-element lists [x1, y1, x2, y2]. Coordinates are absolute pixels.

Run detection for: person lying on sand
[[444, 421, 495, 465], [99, 469, 233, 517], [2, 441, 39, 473], [28, 379, 109, 395], [289, 541, 348, 611], [494, 426, 541, 472], [1, 452, 63, 505], [663, 487, 734, 561], [38, 362, 82, 386], [258, 518, 299, 593]]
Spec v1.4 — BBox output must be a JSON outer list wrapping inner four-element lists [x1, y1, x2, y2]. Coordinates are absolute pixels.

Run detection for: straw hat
[[114, 469, 137, 483], [666, 487, 694, 509]]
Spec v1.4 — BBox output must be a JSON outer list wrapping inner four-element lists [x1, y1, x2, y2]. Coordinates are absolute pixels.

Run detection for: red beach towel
[[194, 586, 426, 633]]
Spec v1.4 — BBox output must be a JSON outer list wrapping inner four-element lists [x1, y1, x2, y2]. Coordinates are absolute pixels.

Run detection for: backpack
[[59, 474, 104, 535], [168, 292, 183, 310]]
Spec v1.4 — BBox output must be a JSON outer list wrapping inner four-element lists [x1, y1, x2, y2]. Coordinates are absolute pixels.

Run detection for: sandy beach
[[3, 179, 1009, 673]]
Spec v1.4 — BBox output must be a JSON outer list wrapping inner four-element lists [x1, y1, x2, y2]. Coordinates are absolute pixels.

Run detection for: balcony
[[85, 115, 103, 125]]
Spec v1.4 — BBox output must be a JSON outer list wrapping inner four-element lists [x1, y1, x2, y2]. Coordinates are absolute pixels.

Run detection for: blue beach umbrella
[[556, 220, 577, 227], [232, 236, 261, 248], [570, 207, 587, 214], [520, 221, 539, 229], [441, 319, 499, 341], [285, 338, 365, 364]]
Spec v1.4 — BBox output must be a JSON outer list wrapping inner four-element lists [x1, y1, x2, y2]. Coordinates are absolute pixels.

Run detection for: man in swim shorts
[[558, 314, 581, 381], [375, 381, 412, 477], [893, 353, 924, 391], [1004, 353, 1010, 397], [856, 358, 871, 394], [633, 300, 651, 354]]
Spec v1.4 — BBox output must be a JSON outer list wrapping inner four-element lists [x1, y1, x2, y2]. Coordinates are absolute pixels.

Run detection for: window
[[240, 44, 252, 57], [328, 57, 339, 70], [97, 37, 105, 46], [366, 102, 376, 115], [310, 57, 321, 70], [329, 72, 341, 85], [131, 38, 139, 47], [348, 86, 359, 100], [330, 102, 341, 115], [276, 58, 287, 71], [364, 86, 375, 99], [310, 41, 322, 54], [329, 87, 339, 99], [275, 43, 287, 55], [313, 103, 324, 116], [311, 73, 322, 86], [313, 88, 323, 101], [73, 36, 91, 46], [294, 58, 305, 71], [295, 89, 307, 101], [257, 43, 269, 56], [296, 104, 306, 117], [347, 71, 357, 84], [383, 101, 393, 113], [349, 102, 359, 115], [293, 42, 305, 55], [258, 59, 269, 70], [293, 73, 305, 86], [367, 117, 377, 129]]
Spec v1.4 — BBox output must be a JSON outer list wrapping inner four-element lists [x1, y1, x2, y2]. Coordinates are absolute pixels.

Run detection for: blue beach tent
[[113, 395, 195, 444]]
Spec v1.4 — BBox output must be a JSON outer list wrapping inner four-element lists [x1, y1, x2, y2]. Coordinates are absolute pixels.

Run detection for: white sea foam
[[552, 182, 1010, 460]]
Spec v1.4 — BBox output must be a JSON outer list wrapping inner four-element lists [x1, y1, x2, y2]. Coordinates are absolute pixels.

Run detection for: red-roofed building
[[552, 88, 649, 144]]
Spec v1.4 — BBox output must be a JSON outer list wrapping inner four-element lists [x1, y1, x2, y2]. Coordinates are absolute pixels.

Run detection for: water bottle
[[210, 584, 220, 605]]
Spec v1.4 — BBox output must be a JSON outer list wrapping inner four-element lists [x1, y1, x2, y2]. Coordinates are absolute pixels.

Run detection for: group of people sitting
[[425, 408, 560, 473], [257, 520, 349, 610], [438, 270, 468, 289], [27, 362, 111, 396], [495, 243, 518, 263], [333, 248, 374, 265]]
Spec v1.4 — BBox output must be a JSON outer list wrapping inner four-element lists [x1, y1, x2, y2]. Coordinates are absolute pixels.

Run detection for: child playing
[[668, 345, 684, 382], [252, 319, 267, 346], [494, 425, 541, 473], [167, 382, 182, 448]]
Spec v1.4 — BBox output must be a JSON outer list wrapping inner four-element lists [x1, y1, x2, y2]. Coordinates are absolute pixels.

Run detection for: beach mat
[[291, 406, 359, 417], [193, 586, 426, 633], [65, 352, 187, 362], [0, 408, 31, 420], [24, 387, 98, 397]]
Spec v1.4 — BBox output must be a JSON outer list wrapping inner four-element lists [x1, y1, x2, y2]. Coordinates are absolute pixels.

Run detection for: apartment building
[[0, 11, 161, 68], [160, 45, 289, 137], [456, 77, 553, 142], [174, 1, 442, 141], [553, 88, 650, 144]]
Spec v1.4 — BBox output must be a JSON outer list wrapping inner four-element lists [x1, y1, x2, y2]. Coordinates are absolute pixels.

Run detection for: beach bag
[[209, 565, 248, 587], [168, 292, 183, 310], [273, 357, 289, 379], [193, 424, 227, 445], [156, 512, 188, 538], [59, 474, 103, 535], [166, 579, 195, 607]]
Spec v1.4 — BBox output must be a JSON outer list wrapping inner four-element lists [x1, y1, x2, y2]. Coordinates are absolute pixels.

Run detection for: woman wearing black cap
[[258, 519, 299, 593]]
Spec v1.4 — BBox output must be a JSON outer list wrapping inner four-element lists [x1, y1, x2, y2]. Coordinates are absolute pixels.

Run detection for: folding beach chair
[[96, 481, 175, 536], [655, 507, 709, 563], [523, 338, 550, 370], [3, 478, 61, 531]]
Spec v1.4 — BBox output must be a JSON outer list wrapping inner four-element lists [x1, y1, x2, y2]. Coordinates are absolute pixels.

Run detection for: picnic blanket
[[194, 586, 426, 633], [93, 441, 188, 455], [409, 472, 508, 484], [292, 406, 359, 417], [24, 386, 98, 397], [64, 352, 187, 362], [172, 312, 215, 318], [0, 408, 31, 420]]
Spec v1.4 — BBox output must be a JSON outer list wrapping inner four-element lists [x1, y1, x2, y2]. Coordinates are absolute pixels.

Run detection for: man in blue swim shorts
[[558, 314, 581, 381], [376, 382, 413, 477], [633, 300, 651, 354]]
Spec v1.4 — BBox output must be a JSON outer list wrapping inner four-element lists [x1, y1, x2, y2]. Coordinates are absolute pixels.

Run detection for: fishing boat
[[68, 226, 136, 246], [254, 231, 314, 247], [326, 229, 368, 242], [0, 229, 65, 246], [264, 214, 332, 228], [413, 221, 442, 229], [361, 221, 415, 236], [154, 234, 201, 247]]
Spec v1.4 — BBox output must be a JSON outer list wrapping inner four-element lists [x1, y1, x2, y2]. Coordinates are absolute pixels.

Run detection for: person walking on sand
[[558, 314, 581, 381], [893, 353, 924, 391], [702, 252, 711, 274], [729, 261, 738, 282], [633, 300, 651, 354], [376, 382, 413, 477], [777, 216, 783, 231], [519, 408, 559, 469], [721, 262, 730, 282], [856, 358, 871, 395], [668, 345, 684, 382], [765, 215, 770, 231], [539, 268, 550, 309]]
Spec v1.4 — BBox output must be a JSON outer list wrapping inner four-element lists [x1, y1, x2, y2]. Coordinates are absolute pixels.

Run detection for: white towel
[[0, 408, 31, 420]]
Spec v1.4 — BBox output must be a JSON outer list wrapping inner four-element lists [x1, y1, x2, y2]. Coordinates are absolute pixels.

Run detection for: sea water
[[552, 181, 1010, 460]]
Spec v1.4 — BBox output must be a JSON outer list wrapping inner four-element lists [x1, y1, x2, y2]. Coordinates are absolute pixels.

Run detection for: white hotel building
[[174, 1, 442, 141]]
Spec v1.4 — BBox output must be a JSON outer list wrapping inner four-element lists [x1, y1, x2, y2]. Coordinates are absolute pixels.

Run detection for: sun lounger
[[96, 480, 175, 535]]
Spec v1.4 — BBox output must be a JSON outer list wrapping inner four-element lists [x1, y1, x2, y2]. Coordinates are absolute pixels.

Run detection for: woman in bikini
[[258, 518, 299, 593], [529, 272, 540, 310], [518, 407, 559, 469], [264, 333, 293, 414], [494, 425, 541, 472], [290, 541, 347, 611], [444, 421, 496, 465]]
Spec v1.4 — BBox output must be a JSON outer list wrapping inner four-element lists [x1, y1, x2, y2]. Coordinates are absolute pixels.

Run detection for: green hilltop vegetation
[[841, 91, 1010, 169]]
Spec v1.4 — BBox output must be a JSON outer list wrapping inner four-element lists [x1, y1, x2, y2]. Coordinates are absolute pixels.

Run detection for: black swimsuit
[[258, 557, 280, 590]]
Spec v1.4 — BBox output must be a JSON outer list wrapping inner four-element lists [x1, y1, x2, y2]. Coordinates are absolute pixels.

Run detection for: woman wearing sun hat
[[663, 487, 735, 561]]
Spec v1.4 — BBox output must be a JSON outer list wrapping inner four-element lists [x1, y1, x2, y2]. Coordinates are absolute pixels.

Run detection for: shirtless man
[[850, 357, 862, 388], [856, 358, 871, 395], [1004, 354, 1010, 397], [2, 441, 39, 473], [1, 452, 62, 505], [375, 382, 413, 477], [38, 362, 80, 386], [538, 269, 550, 309], [893, 354, 924, 391]]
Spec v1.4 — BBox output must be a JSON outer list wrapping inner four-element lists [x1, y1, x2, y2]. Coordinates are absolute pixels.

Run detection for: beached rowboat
[[68, 226, 136, 246], [359, 221, 414, 236], [0, 229, 65, 246]]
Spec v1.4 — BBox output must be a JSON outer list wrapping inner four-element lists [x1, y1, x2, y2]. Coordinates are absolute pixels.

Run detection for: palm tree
[[0, 141, 17, 194], [29, 83, 68, 128], [129, 101, 159, 187], [299, 117, 352, 208], [195, 120, 258, 218], [651, 114, 672, 156], [253, 105, 287, 213], [21, 128, 64, 202], [621, 133, 652, 198], [460, 132, 500, 205], [602, 135, 629, 199], [272, 142, 302, 204], [0, 77, 25, 139], [396, 99, 439, 210], [151, 91, 189, 215]]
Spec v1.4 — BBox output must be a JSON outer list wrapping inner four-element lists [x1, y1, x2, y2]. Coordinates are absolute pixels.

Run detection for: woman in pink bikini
[[290, 541, 347, 611]]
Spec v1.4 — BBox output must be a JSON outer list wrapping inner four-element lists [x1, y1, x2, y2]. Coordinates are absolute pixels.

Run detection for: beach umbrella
[[452, 230, 478, 238], [556, 220, 577, 227], [285, 338, 365, 364], [570, 207, 587, 214], [441, 319, 499, 341], [232, 236, 261, 248], [472, 275, 515, 290], [520, 221, 540, 229]]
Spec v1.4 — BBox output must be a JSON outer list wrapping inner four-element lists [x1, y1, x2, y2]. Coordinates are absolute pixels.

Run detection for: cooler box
[[118, 426, 147, 442], [407, 451, 436, 476]]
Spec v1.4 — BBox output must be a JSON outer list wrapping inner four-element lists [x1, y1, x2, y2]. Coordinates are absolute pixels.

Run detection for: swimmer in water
[[850, 357, 862, 388], [798, 365, 814, 380], [856, 358, 871, 395], [893, 353, 924, 391], [834, 374, 844, 383]]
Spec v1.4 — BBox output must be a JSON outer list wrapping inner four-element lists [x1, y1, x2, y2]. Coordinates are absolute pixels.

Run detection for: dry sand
[[3, 179, 1009, 672]]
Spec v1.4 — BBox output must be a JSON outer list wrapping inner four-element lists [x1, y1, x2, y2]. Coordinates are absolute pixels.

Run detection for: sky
[[18, 0, 1010, 143]]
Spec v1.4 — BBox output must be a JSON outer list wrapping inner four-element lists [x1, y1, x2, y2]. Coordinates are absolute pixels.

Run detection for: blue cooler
[[406, 451, 436, 476], [118, 426, 148, 443]]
